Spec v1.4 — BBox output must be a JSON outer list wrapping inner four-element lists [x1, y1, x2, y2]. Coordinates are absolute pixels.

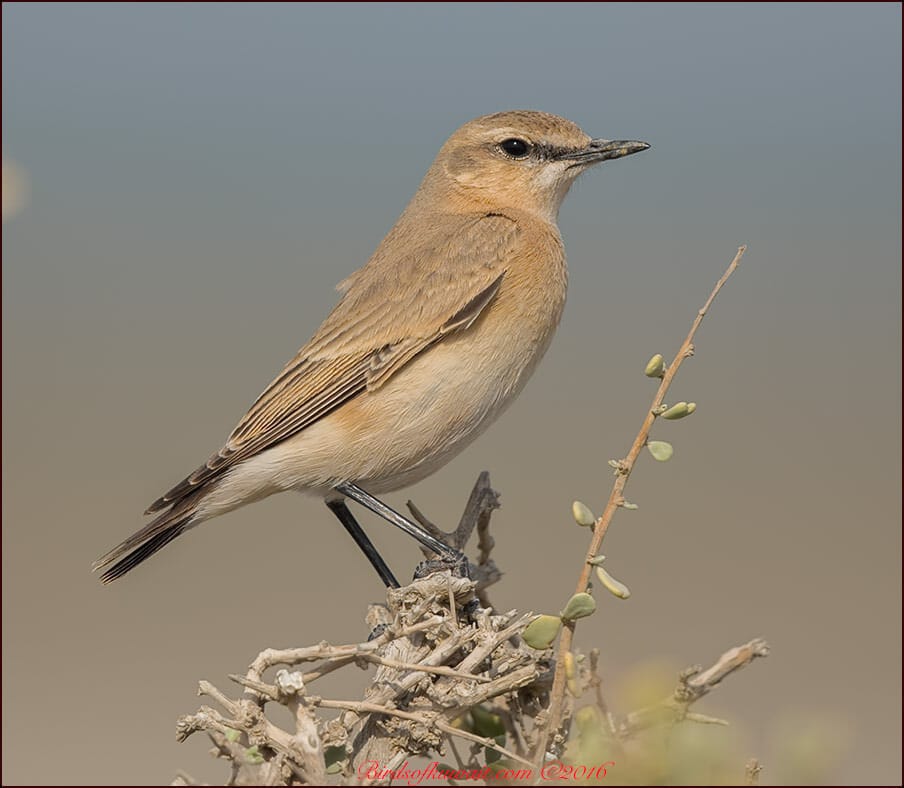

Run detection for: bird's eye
[[499, 138, 531, 159]]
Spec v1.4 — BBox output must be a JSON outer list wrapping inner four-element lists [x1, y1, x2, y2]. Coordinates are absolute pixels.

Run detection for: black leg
[[326, 498, 400, 588], [334, 482, 461, 560]]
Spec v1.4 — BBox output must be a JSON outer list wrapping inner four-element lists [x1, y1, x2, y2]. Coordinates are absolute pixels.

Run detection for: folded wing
[[146, 212, 518, 513]]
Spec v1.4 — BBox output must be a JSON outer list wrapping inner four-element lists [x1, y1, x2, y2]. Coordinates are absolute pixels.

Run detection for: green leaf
[[522, 614, 562, 649], [561, 592, 597, 622], [471, 705, 506, 737], [244, 745, 264, 765], [645, 353, 666, 378], [324, 745, 346, 774], [571, 500, 596, 527], [662, 402, 693, 420], [596, 566, 631, 599], [647, 440, 674, 461]]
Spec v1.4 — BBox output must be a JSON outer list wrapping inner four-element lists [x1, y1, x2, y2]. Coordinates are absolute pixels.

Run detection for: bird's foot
[[413, 551, 470, 581]]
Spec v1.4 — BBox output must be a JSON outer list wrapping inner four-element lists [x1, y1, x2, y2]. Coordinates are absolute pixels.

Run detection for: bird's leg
[[325, 498, 400, 589], [334, 483, 469, 579]]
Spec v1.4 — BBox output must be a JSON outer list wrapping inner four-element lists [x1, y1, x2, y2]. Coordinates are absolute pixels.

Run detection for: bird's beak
[[559, 138, 650, 168]]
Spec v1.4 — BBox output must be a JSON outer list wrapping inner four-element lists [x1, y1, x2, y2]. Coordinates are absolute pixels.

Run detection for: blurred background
[[2, 3, 900, 785]]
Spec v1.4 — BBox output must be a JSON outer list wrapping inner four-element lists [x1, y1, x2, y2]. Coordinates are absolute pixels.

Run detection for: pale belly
[[339, 314, 558, 492]]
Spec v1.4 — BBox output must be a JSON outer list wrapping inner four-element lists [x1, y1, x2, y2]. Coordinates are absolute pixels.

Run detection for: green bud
[[522, 614, 562, 649], [448, 713, 473, 732], [564, 651, 580, 697], [622, 501, 639, 510], [651, 404, 668, 416], [596, 566, 631, 599], [224, 728, 240, 743], [686, 402, 697, 414], [662, 401, 692, 420], [645, 353, 666, 378], [564, 650, 576, 680], [574, 705, 603, 737], [571, 500, 596, 527], [471, 705, 506, 738], [587, 554, 607, 566], [647, 440, 674, 461], [561, 592, 597, 622], [244, 746, 264, 765]]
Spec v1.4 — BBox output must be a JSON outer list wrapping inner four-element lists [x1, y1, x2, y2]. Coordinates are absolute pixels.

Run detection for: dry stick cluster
[[174, 247, 765, 786], [174, 477, 553, 786]]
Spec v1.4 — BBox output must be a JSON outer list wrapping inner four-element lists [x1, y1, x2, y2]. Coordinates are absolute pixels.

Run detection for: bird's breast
[[332, 242, 568, 490]]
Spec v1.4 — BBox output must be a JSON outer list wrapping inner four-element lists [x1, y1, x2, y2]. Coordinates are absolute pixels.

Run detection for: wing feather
[[146, 213, 518, 513]]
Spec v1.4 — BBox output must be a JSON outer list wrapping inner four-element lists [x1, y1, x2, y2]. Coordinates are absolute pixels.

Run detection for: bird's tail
[[92, 493, 204, 584]]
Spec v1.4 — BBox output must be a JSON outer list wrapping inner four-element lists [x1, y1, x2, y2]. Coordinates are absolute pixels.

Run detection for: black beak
[[559, 138, 650, 168]]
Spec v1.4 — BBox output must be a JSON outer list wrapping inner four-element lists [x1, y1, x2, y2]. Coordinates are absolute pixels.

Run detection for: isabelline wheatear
[[94, 110, 649, 587]]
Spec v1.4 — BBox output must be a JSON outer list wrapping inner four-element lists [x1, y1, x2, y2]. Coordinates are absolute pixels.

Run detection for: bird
[[93, 110, 649, 587]]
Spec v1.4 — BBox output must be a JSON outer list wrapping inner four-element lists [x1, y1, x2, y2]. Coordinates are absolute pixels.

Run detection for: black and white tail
[[93, 490, 205, 583]]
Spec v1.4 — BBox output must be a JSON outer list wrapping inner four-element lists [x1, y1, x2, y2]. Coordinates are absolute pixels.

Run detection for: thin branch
[[686, 637, 770, 698], [537, 246, 747, 764], [588, 648, 619, 741], [241, 615, 448, 695], [405, 499, 446, 543], [455, 471, 500, 552], [301, 655, 356, 685], [364, 653, 490, 682], [620, 638, 769, 736], [314, 699, 535, 769], [407, 472, 500, 556], [447, 664, 539, 709], [435, 721, 534, 769], [314, 698, 428, 724]]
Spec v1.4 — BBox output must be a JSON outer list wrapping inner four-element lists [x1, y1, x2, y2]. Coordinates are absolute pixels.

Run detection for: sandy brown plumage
[[94, 110, 649, 584], [143, 213, 519, 515]]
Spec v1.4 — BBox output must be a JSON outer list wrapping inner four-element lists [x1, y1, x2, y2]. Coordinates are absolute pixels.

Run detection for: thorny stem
[[535, 246, 747, 766]]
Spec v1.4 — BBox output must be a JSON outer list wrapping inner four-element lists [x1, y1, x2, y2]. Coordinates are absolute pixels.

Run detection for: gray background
[[3, 3, 901, 785]]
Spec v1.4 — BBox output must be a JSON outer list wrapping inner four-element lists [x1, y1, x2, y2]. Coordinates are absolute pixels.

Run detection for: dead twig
[[620, 638, 770, 736]]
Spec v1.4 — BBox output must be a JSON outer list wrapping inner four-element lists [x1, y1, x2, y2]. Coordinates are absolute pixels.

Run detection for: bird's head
[[432, 110, 649, 222]]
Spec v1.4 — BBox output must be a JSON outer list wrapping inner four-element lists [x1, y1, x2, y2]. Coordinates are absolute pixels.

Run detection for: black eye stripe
[[499, 138, 530, 159]]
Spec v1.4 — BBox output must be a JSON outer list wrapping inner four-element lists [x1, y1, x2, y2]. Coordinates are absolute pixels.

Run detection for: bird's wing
[[146, 213, 518, 513]]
